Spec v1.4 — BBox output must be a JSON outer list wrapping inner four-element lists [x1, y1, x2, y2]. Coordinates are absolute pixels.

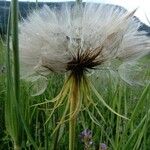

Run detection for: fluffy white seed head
[[19, 3, 150, 78]]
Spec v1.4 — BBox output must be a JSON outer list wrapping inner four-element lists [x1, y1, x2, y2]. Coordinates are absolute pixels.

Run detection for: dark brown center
[[67, 46, 104, 79]]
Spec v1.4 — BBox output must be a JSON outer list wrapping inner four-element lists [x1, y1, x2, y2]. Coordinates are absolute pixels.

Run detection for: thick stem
[[76, 0, 82, 3], [69, 76, 79, 150]]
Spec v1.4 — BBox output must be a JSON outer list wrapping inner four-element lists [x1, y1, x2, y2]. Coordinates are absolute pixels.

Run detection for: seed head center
[[67, 47, 104, 77]]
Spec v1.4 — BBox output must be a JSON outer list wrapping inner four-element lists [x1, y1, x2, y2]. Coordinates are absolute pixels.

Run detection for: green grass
[[0, 39, 150, 149]]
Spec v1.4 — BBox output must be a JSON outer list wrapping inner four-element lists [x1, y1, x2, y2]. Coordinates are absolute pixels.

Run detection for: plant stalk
[[11, 0, 19, 101], [76, 0, 82, 4], [69, 75, 79, 150], [11, 0, 22, 148], [11, 0, 38, 149]]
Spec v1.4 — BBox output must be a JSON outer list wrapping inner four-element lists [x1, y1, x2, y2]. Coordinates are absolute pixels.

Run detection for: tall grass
[[0, 0, 150, 149], [5, 1, 38, 149], [5, 2, 23, 149]]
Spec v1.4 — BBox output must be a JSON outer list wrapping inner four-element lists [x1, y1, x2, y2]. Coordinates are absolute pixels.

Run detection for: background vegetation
[[0, 1, 150, 150], [0, 39, 150, 149]]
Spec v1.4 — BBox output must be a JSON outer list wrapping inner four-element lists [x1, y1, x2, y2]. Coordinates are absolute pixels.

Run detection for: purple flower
[[100, 143, 107, 150], [79, 129, 93, 149], [79, 129, 92, 142]]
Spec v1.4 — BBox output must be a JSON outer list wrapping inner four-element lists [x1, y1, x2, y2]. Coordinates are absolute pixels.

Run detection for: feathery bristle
[[19, 3, 150, 79]]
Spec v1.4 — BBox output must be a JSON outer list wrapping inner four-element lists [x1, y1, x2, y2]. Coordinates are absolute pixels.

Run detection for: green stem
[[12, 0, 19, 103], [76, 0, 82, 4], [69, 76, 79, 150], [36, 0, 38, 10], [11, 0, 38, 148], [53, 111, 60, 150]]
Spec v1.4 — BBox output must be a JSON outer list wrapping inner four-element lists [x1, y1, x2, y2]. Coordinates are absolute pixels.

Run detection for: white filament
[[19, 3, 150, 78]]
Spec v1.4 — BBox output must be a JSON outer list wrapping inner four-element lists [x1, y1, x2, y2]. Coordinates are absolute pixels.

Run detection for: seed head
[[19, 3, 150, 80]]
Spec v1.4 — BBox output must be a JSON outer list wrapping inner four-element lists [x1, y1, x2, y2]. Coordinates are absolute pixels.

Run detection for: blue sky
[[5, 0, 150, 26]]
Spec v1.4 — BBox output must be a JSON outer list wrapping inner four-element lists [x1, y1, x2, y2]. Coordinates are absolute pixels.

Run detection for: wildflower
[[19, 3, 150, 150], [99, 143, 107, 150], [79, 129, 92, 142], [79, 129, 93, 150]]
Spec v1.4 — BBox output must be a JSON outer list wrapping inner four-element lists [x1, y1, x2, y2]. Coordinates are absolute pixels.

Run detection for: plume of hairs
[[19, 4, 150, 78], [19, 3, 150, 150]]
